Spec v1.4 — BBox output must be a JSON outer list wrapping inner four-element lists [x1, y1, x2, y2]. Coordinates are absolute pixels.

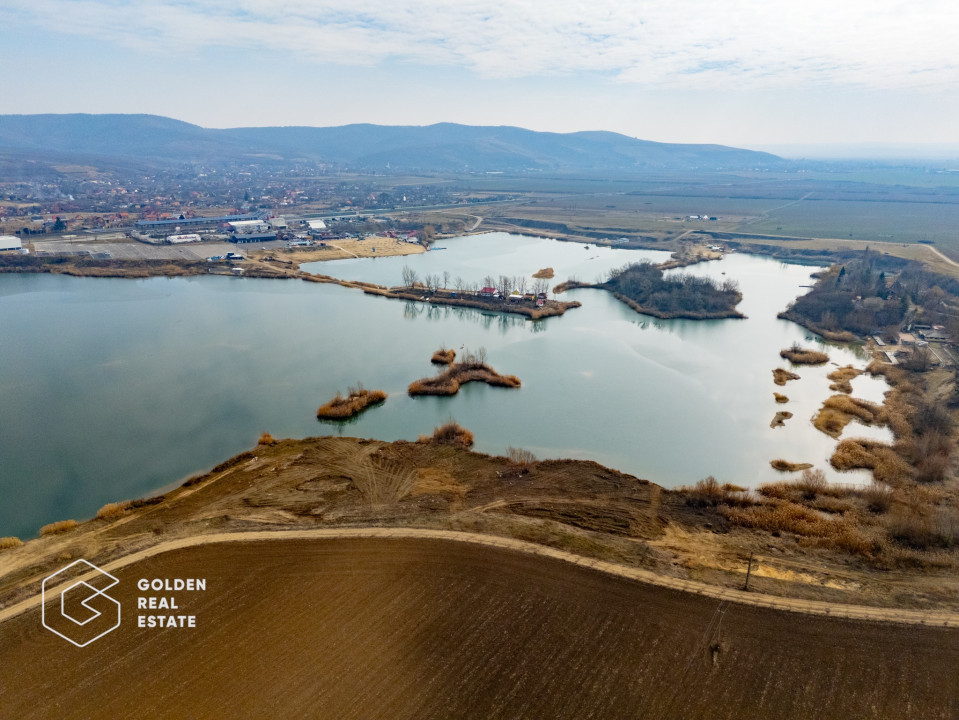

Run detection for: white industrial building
[[307, 219, 327, 231], [228, 220, 269, 234], [0, 235, 23, 251], [166, 233, 202, 244]]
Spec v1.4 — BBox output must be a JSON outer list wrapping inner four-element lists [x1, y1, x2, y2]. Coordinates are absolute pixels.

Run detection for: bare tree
[[442, 270, 451, 290], [424, 273, 439, 292], [533, 278, 549, 296], [483, 275, 495, 290], [497, 275, 513, 297], [402, 265, 418, 288], [517, 276, 528, 295], [454, 276, 465, 293]]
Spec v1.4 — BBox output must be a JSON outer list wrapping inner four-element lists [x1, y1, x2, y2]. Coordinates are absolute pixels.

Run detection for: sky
[[2, 0, 959, 151]]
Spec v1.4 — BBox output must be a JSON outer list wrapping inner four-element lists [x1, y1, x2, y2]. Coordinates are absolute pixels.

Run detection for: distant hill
[[0, 114, 786, 173]]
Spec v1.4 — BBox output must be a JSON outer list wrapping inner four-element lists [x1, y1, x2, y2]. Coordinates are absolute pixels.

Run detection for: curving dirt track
[[2, 534, 958, 719]]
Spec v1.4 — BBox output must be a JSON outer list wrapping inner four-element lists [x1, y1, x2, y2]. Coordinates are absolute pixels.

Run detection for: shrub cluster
[[317, 385, 388, 420]]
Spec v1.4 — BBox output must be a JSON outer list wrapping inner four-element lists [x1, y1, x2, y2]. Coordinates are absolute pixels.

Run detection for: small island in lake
[[409, 348, 521, 396], [317, 385, 387, 420], [556, 261, 743, 320], [780, 344, 829, 365], [431, 347, 457, 365]]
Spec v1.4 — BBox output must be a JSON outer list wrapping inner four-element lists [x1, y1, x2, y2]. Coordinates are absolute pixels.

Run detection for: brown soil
[[532, 267, 554, 278], [2, 536, 957, 720]]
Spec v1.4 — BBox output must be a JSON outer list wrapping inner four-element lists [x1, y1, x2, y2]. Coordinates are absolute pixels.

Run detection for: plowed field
[[2, 537, 957, 719]]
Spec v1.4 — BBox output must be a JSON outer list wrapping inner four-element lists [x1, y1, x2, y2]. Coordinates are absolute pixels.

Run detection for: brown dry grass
[[317, 386, 388, 420], [96, 501, 131, 521], [721, 502, 873, 555], [773, 392, 789, 403], [831, 438, 913, 486], [780, 344, 830, 365], [421, 419, 475, 448], [409, 364, 521, 396], [431, 347, 456, 365], [828, 365, 862, 394], [770, 459, 813, 472], [39, 519, 78, 536], [680, 476, 753, 507], [813, 395, 886, 437], [0, 537, 22, 551], [773, 368, 801, 385], [887, 507, 959, 550], [532, 267, 555, 279], [257, 432, 278, 446], [412, 468, 467, 498]]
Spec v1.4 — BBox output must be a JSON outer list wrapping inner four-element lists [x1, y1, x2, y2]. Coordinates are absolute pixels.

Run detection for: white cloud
[[4, 0, 958, 90]]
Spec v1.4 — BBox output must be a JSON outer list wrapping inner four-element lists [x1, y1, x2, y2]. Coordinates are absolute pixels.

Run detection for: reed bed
[[39, 519, 78, 536], [317, 386, 387, 420], [813, 395, 886, 437], [431, 347, 456, 365], [769, 459, 813, 472], [409, 364, 520, 396], [827, 365, 861, 394], [419, 419, 475, 448], [772, 368, 801, 386], [780, 343, 829, 365]]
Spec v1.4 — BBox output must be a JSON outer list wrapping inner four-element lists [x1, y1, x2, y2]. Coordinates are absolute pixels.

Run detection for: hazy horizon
[[2, 1, 958, 150]]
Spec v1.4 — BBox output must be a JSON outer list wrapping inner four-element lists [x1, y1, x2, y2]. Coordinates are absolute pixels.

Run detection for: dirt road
[[4, 528, 958, 626]]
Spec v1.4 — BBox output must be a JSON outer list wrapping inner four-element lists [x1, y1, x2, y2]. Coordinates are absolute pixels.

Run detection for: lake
[[0, 233, 889, 538]]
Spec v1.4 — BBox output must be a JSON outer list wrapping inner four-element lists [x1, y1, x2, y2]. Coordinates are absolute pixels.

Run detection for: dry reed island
[[409, 348, 521, 396], [316, 385, 387, 420]]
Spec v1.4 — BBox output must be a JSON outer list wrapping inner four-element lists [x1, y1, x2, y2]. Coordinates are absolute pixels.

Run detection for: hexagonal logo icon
[[42, 559, 120, 647]]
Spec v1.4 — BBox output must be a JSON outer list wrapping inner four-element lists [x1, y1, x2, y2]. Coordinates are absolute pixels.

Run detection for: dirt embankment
[[4, 433, 959, 618]]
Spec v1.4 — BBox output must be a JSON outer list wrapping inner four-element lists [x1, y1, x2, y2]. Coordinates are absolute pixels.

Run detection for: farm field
[[741, 198, 959, 252], [3, 536, 958, 720]]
